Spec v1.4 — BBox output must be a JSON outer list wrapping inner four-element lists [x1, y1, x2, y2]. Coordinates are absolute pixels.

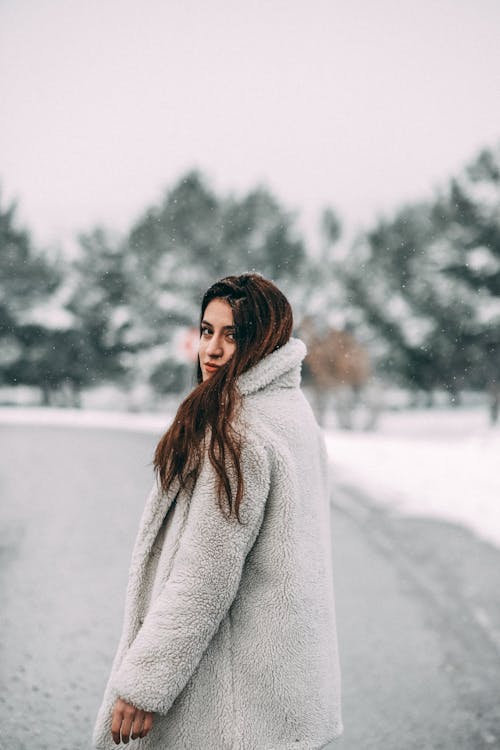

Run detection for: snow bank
[[0, 406, 171, 433], [324, 407, 500, 550]]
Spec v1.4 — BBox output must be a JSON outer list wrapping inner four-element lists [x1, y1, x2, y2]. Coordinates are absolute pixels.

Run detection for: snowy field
[[323, 407, 500, 551], [1, 404, 499, 550]]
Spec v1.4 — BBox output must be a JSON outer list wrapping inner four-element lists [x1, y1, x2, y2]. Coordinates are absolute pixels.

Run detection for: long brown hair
[[153, 273, 293, 523]]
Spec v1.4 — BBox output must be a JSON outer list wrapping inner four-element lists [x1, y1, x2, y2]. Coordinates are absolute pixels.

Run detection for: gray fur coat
[[92, 336, 343, 749]]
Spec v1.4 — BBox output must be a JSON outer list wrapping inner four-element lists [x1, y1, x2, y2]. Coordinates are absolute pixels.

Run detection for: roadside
[[329, 478, 500, 750]]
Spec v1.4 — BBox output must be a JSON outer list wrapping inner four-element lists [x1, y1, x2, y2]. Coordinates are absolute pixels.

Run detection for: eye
[[227, 331, 236, 341], [201, 326, 211, 336]]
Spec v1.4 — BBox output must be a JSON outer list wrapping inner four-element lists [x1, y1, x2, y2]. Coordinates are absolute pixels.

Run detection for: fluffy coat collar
[[236, 336, 307, 396]]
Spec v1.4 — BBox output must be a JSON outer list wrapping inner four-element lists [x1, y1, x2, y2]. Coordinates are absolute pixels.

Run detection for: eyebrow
[[201, 319, 236, 331]]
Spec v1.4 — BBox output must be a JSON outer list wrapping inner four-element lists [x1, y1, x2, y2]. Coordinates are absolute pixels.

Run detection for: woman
[[92, 273, 343, 749]]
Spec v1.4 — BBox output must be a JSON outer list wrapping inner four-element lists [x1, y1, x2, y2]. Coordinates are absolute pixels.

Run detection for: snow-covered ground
[[1, 405, 498, 549], [324, 407, 500, 551], [0, 405, 169, 433]]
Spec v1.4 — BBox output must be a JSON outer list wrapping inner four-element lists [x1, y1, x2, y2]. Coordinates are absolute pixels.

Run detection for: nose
[[206, 334, 223, 357]]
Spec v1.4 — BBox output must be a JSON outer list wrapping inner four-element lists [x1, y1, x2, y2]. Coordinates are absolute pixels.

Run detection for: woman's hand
[[111, 697, 154, 744]]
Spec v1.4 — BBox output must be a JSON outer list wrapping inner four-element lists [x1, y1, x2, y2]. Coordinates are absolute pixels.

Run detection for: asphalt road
[[0, 424, 499, 750]]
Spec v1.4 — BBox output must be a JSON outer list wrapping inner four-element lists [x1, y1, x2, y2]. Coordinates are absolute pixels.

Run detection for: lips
[[205, 363, 221, 371]]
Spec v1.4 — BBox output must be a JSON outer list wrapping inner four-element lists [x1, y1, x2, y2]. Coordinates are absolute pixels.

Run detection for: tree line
[[1, 142, 499, 422]]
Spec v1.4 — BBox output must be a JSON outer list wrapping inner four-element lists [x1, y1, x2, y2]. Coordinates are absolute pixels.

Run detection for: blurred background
[[1, 1, 500, 749]]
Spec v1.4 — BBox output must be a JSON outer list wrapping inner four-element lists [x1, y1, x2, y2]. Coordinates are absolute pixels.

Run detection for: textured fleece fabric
[[92, 336, 343, 750]]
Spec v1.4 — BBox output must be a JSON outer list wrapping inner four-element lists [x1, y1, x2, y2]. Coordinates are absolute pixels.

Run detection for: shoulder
[[239, 421, 275, 476], [235, 397, 298, 487], [238, 387, 314, 446], [237, 398, 276, 456]]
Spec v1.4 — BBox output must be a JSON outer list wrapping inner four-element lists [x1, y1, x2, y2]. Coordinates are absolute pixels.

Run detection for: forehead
[[203, 298, 234, 325]]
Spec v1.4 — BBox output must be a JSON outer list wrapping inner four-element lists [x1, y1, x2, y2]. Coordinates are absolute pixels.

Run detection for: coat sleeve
[[109, 436, 272, 715]]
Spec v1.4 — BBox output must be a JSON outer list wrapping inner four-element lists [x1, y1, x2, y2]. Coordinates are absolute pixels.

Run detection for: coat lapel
[[121, 476, 184, 643], [133, 476, 182, 564]]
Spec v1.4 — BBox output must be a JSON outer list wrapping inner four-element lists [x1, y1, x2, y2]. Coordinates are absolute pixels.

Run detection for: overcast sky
[[1, 0, 500, 253]]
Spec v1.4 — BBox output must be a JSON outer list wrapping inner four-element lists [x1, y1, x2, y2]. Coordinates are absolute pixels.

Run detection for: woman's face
[[199, 298, 237, 381]]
